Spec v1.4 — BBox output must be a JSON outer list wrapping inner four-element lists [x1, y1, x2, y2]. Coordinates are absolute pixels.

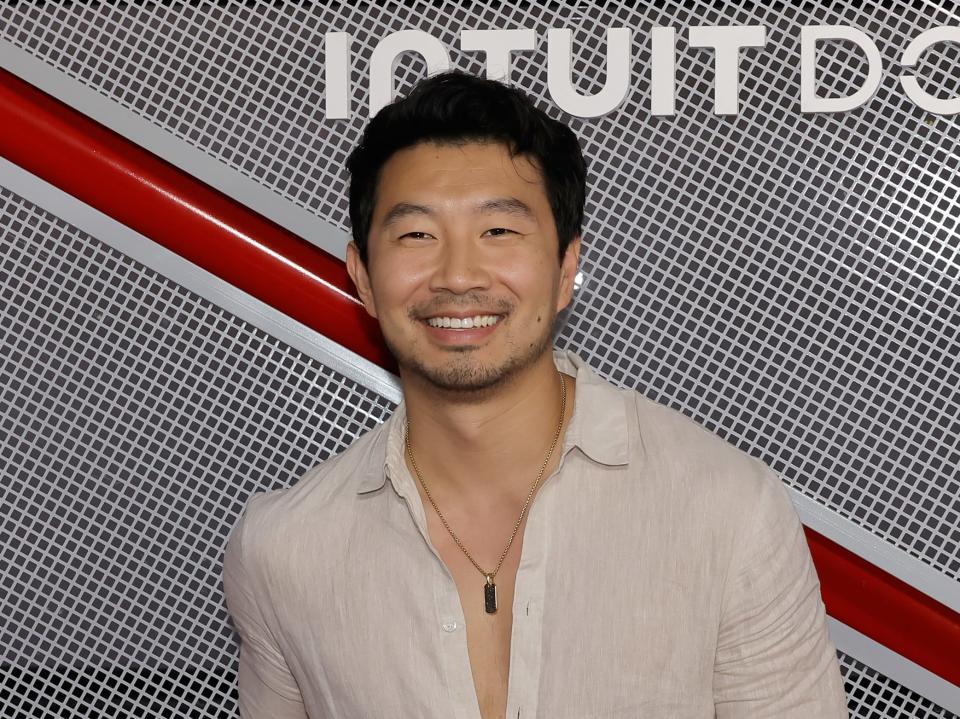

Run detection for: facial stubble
[[387, 303, 556, 398]]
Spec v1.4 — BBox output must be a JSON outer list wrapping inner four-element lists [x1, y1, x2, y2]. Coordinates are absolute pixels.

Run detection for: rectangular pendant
[[484, 581, 498, 614]]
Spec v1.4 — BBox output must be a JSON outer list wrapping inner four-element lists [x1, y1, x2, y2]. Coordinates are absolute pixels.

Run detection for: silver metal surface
[[0, 176, 396, 718], [829, 618, 960, 714], [839, 650, 957, 719]]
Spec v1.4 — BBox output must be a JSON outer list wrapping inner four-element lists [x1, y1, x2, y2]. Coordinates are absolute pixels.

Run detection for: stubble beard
[[387, 309, 556, 398]]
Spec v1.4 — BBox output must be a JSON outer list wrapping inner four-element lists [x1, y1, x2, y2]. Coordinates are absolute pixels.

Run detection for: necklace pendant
[[484, 575, 498, 614]]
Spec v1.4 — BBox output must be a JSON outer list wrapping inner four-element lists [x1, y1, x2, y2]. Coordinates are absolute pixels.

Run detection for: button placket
[[433, 571, 480, 719], [505, 469, 555, 719]]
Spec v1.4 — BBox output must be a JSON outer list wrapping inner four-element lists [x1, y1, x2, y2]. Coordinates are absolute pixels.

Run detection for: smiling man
[[223, 71, 848, 718]]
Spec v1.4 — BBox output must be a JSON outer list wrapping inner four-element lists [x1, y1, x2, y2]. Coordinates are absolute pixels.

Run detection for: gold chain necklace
[[404, 372, 567, 614]]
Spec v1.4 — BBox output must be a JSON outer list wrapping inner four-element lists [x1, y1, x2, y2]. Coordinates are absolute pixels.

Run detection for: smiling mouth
[[424, 314, 502, 329]]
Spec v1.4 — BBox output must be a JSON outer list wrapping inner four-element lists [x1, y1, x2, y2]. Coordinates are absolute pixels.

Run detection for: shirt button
[[441, 620, 459, 632]]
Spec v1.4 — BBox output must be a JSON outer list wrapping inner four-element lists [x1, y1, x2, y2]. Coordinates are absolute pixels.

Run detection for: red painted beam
[[2, 66, 958, 688], [806, 526, 960, 686], [0, 67, 394, 372]]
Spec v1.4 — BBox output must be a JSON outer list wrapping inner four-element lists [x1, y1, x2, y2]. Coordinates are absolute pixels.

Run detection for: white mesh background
[[0, 186, 395, 716], [839, 652, 957, 719], [1, 0, 959, 715]]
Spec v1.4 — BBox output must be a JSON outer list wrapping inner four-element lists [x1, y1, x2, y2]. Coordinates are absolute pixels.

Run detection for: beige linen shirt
[[223, 351, 848, 718]]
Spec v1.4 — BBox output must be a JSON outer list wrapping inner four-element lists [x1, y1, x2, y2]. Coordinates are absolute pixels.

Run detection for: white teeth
[[426, 315, 500, 329]]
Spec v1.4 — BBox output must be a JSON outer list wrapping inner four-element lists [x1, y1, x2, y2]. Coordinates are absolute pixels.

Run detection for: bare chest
[[425, 511, 528, 719]]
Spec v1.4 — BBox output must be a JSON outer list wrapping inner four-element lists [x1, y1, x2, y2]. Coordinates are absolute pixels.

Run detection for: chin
[[411, 359, 511, 394], [405, 346, 552, 396]]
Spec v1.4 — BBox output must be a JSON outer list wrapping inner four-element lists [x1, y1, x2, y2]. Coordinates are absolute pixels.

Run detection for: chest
[[265, 472, 726, 718], [425, 507, 529, 719]]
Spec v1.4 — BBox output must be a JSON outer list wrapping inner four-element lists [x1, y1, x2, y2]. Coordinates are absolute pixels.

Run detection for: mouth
[[423, 314, 503, 329]]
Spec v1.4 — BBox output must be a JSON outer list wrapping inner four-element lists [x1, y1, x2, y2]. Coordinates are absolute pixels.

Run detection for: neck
[[401, 352, 574, 504]]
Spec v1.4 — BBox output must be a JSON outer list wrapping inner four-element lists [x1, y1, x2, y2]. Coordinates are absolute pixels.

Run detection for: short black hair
[[347, 70, 586, 264]]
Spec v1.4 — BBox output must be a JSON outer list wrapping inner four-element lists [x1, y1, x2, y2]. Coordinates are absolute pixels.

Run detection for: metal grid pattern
[[840, 652, 957, 719], [1, 0, 959, 715], [2, 0, 957, 585], [0, 186, 395, 717], [561, 0, 960, 585]]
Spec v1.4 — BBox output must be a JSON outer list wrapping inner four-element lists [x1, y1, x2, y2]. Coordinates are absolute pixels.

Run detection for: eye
[[484, 227, 515, 237], [399, 231, 433, 240]]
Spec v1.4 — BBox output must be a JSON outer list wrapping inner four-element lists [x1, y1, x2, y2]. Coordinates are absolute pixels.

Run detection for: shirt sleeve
[[223, 500, 309, 719], [713, 462, 849, 718]]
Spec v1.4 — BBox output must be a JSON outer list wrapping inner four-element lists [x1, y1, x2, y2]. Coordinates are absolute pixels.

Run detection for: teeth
[[426, 315, 500, 329]]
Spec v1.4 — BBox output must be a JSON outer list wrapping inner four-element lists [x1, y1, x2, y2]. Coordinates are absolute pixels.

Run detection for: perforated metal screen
[[1, 0, 959, 716], [0, 187, 395, 717], [839, 653, 956, 719]]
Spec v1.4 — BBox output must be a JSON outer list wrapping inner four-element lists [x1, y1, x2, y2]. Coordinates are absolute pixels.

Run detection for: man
[[223, 70, 848, 718]]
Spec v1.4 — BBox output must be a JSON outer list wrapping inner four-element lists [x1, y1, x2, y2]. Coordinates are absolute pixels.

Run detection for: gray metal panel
[[0, 182, 396, 717], [828, 619, 960, 713], [840, 652, 957, 719]]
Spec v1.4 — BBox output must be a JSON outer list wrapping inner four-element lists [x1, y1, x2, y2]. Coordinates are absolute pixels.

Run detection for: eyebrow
[[380, 202, 432, 228], [380, 197, 537, 227], [477, 197, 536, 220]]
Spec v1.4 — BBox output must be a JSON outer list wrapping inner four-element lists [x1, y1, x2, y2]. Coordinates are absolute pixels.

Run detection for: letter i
[[325, 32, 351, 120], [650, 27, 676, 116]]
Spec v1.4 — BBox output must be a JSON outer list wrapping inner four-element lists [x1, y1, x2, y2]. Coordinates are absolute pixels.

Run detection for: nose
[[428, 237, 492, 294]]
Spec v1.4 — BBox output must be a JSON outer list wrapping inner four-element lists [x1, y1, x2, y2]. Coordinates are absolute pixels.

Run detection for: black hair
[[346, 70, 586, 264]]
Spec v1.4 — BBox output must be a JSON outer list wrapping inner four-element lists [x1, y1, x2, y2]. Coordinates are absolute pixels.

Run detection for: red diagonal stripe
[[806, 527, 960, 685], [0, 67, 394, 372]]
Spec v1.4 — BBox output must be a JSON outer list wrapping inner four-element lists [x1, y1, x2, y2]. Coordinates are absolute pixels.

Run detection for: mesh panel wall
[[0, 187, 395, 717], [1, 0, 959, 716], [839, 653, 956, 719]]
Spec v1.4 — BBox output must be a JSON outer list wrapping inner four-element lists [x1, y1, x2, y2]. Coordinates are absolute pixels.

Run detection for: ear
[[346, 241, 378, 319], [556, 235, 581, 312]]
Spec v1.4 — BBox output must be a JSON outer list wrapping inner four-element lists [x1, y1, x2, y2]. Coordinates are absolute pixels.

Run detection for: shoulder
[[626, 387, 786, 513], [631, 391, 759, 467], [620, 388, 804, 582], [234, 416, 391, 552], [568, 350, 779, 504]]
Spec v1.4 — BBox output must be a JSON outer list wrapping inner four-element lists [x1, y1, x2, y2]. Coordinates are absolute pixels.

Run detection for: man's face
[[347, 140, 580, 395]]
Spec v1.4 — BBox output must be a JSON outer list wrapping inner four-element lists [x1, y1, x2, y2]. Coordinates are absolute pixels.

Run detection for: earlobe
[[557, 236, 582, 310], [345, 241, 379, 319]]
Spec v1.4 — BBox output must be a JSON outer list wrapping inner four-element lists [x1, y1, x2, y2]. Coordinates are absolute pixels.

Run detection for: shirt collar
[[356, 350, 631, 494], [554, 350, 631, 467]]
